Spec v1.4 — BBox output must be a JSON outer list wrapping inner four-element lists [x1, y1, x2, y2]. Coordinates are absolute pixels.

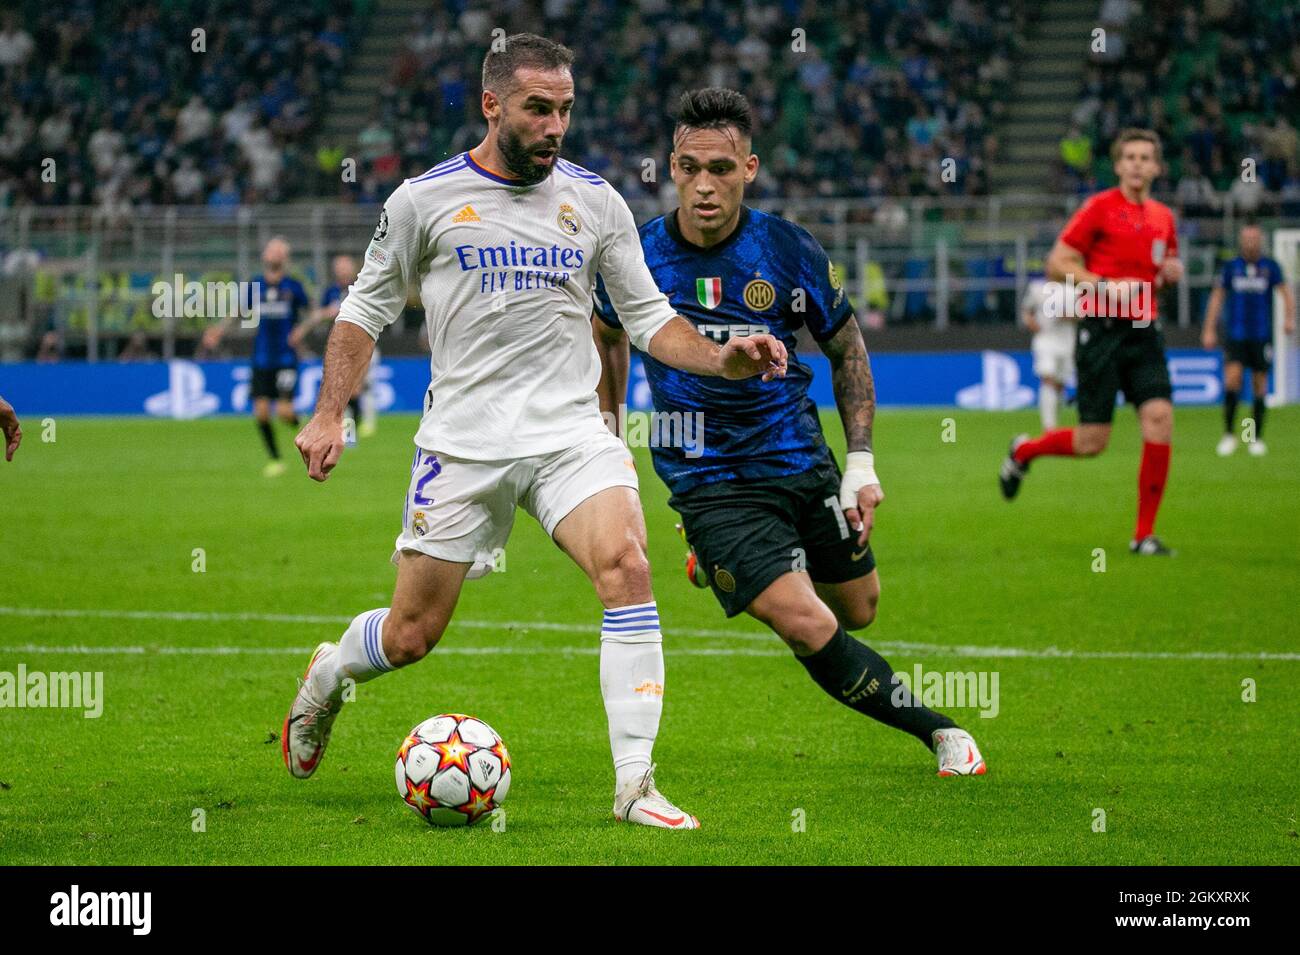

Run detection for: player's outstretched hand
[[719, 333, 788, 381], [0, 396, 22, 462], [295, 414, 346, 482]]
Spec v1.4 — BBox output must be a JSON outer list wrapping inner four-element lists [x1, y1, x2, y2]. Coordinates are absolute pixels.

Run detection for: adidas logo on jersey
[[451, 205, 481, 223]]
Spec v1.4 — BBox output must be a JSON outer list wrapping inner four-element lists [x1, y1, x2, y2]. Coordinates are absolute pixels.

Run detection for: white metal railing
[[1, 193, 1295, 361]]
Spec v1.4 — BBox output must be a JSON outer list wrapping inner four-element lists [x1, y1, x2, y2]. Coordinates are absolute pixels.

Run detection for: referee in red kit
[[1000, 128, 1183, 556]]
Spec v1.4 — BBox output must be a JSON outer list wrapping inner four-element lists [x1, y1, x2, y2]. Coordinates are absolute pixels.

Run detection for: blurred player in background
[[284, 36, 789, 829], [1022, 272, 1075, 430], [203, 236, 310, 477], [1201, 224, 1295, 457], [0, 394, 20, 461], [594, 88, 985, 777], [291, 254, 378, 440], [1000, 129, 1183, 557]]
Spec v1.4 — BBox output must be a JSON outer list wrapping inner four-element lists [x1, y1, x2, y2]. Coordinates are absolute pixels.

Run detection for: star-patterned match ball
[[395, 714, 511, 827]]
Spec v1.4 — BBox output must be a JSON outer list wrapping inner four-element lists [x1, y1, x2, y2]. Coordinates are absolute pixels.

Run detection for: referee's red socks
[[1013, 427, 1075, 464], [1135, 440, 1171, 540]]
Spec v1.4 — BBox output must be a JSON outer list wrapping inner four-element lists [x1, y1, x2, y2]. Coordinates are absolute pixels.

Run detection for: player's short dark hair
[[1110, 128, 1163, 163], [674, 88, 754, 140], [481, 33, 574, 96]]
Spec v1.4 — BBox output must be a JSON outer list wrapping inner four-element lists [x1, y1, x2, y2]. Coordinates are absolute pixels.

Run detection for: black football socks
[[797, 626, 955, 747], [1224, 389, 1239, 435], [1253, 396, 1266, 440], [258, 419, 279, 459]]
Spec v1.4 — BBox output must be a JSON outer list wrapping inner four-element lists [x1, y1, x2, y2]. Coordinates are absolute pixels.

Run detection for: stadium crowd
[[0, 1, 366, 211], [1, 0, 1025, 212], [1061, 0, 1300, 214], [368, 0, 1023, 203]]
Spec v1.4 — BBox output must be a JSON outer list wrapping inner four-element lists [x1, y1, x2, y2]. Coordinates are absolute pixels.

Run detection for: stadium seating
[[0, 1, 369, 208], [1063, 0, 1300, 209]]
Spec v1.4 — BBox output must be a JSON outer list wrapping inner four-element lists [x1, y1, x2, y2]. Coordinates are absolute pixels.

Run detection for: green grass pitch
[[1, 407, 1296, 865]]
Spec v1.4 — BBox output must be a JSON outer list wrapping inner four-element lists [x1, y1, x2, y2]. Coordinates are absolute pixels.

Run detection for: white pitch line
[[0, 604, 761, 640], [1, 606, 1297, 662], [0, 643, 784, 658]]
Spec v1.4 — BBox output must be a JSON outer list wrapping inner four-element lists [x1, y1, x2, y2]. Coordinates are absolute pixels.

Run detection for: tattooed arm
[[820, 316, 875, 452], [818, 316, 882, 545]]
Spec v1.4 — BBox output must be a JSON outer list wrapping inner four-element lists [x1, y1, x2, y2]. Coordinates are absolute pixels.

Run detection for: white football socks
[[1039, 384, 1059, 430], [316, 608, 396, 700], [599, 601, 664, 791]]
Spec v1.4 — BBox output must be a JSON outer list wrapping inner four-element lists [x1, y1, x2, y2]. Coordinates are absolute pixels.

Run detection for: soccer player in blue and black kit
[[290, 254, 377, 440], [203, 237, 310, 476], [1201, 224, 1295, 457], [593, 89, 985, 776]]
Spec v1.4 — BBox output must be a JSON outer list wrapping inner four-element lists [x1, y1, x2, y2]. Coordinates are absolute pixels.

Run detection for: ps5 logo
[[956, 351, 1035, 410]]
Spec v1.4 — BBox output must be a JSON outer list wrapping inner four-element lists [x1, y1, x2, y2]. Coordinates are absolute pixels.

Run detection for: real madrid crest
[[743, 278, 775, 312], [557, 203, 581, 236], [412, 511, 429, 537]]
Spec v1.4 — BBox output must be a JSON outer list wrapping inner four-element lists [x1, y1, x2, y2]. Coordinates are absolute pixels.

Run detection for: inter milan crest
[[696, 277, 722, 309], [743, 278, 775, 312], [373, 208, 389, 242]]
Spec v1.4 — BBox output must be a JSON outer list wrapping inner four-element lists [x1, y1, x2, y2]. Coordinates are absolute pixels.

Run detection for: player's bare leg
[[274, 397, 298, 427], [1073, 423, 1110, 456], [282, 552, 470, 778], [1131, 398, 1173, 555], [1248, 369, 1269, 456], [749, 572, 985, 776], [553, 486, 699, 829], [815, 570, 881, 630]]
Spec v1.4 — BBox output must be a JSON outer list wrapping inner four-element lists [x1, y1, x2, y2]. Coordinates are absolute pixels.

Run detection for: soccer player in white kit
[[281, 34, 788, 829], [1022, 275, 1075, 430]]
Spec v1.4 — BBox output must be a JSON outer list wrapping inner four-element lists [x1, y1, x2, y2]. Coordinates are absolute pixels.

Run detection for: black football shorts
[[669, 461, 877, 617]]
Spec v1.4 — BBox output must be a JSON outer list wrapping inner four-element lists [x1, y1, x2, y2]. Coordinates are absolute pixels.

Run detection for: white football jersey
[[336, 151, 676, 459]]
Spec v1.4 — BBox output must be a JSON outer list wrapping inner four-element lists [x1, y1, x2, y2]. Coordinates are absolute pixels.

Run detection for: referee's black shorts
[[1074, 319, 1172, 424]]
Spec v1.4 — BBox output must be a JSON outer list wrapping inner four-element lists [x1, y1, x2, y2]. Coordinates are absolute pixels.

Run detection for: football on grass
[[395, 714, 511, 827]]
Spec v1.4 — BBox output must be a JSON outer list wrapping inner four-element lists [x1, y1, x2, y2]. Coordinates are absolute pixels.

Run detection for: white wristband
[[840, 451, 880, 510]]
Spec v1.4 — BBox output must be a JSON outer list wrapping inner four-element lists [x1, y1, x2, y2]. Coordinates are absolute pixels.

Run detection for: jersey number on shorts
[[823, 495, 850, 540], [413, 454, 442, 506]]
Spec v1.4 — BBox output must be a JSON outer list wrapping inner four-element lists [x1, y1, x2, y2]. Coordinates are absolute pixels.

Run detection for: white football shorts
[[393, 425, 638, 579], [1032, 329, 1076, 383]]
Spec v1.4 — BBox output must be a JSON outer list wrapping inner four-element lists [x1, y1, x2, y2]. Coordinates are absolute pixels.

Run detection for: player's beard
[[496, 124, 561, 185]]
